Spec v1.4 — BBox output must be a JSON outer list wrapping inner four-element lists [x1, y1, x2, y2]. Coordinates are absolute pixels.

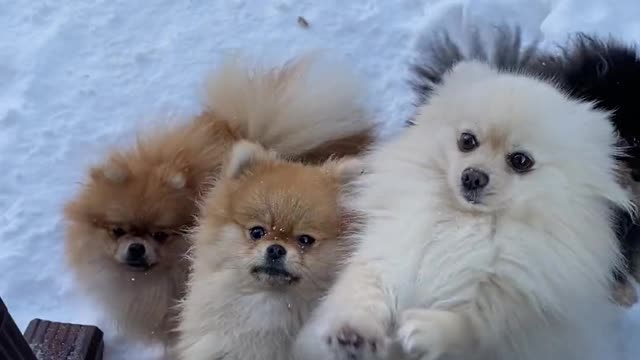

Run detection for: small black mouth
[[125, 261, 155, 272], [250, 266, 300, 284], [462, 190, 483, 205]]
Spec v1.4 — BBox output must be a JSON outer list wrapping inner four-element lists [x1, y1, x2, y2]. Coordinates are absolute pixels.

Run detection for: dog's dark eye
[[508, 152, 535, 172], [151, 231, 169, 243], [249, 226, 266, 240], [458, 132, 478, 152], [112, 227, 126, 238], [297, 235, 316, 247]]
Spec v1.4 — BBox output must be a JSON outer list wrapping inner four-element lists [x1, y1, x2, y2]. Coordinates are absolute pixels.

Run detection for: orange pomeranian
[[63, 54, 375, 346], [174, 141, 364, 360]]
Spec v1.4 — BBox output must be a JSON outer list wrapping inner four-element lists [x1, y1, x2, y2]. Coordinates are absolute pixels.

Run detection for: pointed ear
[[330, 157, 366, 185], [160, 150, 190, 190], [224, 140, 277, 179], [90, 154, 130, 184], [165, 171, 187, 190]]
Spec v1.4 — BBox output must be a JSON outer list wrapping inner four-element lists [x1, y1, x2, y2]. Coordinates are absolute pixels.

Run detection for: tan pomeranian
[[173, 140, 364, 360], [63, 54, 374, 346]]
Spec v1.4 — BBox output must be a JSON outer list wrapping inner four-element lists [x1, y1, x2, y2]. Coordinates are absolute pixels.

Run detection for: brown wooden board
[[0, 297, 37, 360], [23, 319, 104, 360]]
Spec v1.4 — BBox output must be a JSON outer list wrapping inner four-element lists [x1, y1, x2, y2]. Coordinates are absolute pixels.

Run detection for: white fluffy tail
[[204, 54, 374, 159]]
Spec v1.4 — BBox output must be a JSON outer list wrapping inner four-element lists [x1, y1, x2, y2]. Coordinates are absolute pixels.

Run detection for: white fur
[[294, 61, 633, 360], [173, 266, 318, 360], [206, 54, 372, 157]]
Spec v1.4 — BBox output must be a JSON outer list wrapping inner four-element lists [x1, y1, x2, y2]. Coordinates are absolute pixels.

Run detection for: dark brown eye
[[458, 132, 478, 152], [112, 227, 126, 238], [297, 235, 316, 247], [249, 226, 266, 240], [151, 231, 169, 243], [508, 152, 535, 172]]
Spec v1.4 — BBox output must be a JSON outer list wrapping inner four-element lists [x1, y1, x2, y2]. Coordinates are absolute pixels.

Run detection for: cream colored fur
[[64, 53, 374, 349], [173, 142, 364, 360], [206, 54, 373, 158], [294, 61, 634, 360]]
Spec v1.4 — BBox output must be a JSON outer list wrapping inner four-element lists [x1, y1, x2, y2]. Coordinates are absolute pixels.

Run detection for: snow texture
[[1, 0, 639, 359]]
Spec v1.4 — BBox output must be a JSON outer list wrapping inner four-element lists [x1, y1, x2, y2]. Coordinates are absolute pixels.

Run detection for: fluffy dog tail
[[204, 54, 375, 162]]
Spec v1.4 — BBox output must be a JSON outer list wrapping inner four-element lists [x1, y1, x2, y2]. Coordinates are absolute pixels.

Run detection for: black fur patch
[[549, 35, 640, 176], [535, 35, 640, 285], [410, 26, 546, 107]]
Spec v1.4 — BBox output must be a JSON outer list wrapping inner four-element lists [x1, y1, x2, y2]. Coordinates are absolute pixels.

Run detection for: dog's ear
[[224, 140, 277, 179], [90, 153, 130, 184], [158, 150, 192, 190], [165, 172, 187, 189], [329, 157, 366, 186], [156, 167, 188, 190]]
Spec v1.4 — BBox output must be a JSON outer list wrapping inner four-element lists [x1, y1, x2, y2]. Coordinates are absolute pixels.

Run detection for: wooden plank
[[0, 297, 37, 360], [23, 319, 104, 360]]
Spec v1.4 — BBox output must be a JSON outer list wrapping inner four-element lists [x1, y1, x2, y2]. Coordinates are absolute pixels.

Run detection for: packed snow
[[1, 0, 639, 359]]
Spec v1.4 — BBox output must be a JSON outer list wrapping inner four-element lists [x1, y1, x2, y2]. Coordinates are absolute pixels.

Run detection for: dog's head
[[193, 141, 362, 291], [62, 122, 230, 279], [413, 61, 631, 214], [64, 152, 199, 276]]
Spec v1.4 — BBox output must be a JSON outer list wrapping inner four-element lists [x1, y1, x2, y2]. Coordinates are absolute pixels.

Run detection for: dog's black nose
[[266, 244, 287, 261], [126, 243, 146, 261], [461, 168, 489, 191]]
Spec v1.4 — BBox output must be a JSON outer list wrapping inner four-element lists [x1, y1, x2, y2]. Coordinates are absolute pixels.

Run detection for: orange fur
[[64, 116, 234, 343], [64, 54, 374, 345]]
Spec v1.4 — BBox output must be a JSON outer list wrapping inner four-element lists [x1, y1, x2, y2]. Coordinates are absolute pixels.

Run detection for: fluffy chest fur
[[210, 292, 310, 360], [220, 289, 313, 335], [342, 149, 623, 360], [73, 255, 187, 344], [350, 141, 621, 330], [411, 212, 496, 310], [176, 269, 318, 360]]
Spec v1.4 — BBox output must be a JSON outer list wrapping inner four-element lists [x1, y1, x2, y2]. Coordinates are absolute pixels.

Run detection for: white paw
[[323, 313, 390, 360], [397, 309, 458, 360]]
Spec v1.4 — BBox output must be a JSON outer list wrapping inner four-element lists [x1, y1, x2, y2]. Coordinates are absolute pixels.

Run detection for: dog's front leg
[[396, 281, 536, 360], [294, 261, 395, 360], [396, 308, 476, 360]]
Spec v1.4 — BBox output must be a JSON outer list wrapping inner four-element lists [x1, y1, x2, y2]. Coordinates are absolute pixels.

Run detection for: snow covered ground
[[1, 0, 639, 359]]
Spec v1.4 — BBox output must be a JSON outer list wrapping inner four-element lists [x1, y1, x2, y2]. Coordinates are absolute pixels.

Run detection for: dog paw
[[324, 314, 390, 360], [397, 309, 460, 360]]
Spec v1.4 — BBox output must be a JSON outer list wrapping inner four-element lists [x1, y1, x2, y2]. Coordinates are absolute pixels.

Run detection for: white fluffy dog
[[293, 61, 634, 360]]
